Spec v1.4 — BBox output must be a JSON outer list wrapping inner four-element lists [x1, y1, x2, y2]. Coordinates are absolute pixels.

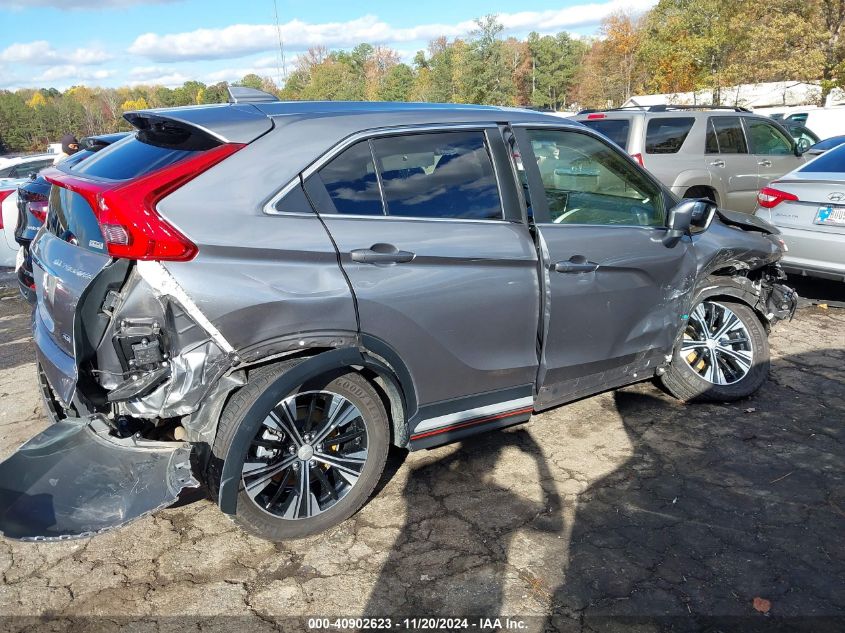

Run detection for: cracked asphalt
[[0, 269, 843, 631]]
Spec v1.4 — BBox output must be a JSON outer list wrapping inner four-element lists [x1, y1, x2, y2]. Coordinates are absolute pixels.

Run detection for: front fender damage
[[0, 416, 198, 541]]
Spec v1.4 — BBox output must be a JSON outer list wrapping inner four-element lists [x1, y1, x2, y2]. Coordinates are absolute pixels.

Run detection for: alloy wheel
[[681, 301, 754, 385], [241, 390, 369, 519]]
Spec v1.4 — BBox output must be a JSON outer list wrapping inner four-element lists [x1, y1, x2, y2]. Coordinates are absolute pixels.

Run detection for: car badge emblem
[[828, 192, 845, 202]]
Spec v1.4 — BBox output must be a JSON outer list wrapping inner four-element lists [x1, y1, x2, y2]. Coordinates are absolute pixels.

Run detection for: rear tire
[[661, 300, 769, 402], [208, 361, 390, 541], [683, 185, 717, 204]]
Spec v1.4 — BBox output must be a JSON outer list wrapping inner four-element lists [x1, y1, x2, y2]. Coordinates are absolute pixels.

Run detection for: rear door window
[[313, 130, 503, 220], [316, 140, 383, 216], [580, 119, 631, 149], [371, 131, 502, 220], [706, 116, 748, 154], [645, 117, 695, 154]]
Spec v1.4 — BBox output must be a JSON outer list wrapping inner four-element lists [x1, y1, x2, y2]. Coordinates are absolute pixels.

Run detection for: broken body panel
[[1, 102, 797, 541]]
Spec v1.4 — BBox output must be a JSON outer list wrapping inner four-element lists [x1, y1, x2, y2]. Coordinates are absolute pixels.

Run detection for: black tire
[[683, 185, 717, 204], [207, 360, 390, 541], [660, 300, 769, 402]]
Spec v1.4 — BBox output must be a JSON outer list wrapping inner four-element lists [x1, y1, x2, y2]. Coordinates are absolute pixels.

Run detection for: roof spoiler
[[124, 103, 273, 145], [227, 86, 279, 104]]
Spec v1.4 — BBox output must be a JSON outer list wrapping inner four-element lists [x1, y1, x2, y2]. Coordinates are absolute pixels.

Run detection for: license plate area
[[815, 205, 845, 226]]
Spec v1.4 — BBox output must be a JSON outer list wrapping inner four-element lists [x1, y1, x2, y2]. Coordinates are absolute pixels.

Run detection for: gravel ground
[[0, 269, 843, 631]]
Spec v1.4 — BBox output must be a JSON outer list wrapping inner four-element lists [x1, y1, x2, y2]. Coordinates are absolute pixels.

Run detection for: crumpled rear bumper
[[0, 416, 198, 541]]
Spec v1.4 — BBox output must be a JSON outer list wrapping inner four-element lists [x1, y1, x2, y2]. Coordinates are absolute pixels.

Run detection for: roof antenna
[[273, 0, 287, 85]]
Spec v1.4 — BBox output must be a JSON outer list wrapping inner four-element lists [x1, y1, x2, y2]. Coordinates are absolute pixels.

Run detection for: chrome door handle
[[554, 256, 598, 274], [350, 243, 415, 264], [710, 160, 725, 167], [758, 159, 772, 167]]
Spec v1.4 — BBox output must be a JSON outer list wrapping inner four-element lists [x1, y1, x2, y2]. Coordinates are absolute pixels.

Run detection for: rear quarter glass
[[645, 117, 695, 154]]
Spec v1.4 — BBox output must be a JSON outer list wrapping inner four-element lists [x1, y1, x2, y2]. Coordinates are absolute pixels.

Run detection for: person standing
[[59, 133, 79, 158]]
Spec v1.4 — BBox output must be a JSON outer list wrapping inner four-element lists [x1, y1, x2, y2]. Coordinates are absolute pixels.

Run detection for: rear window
[[800, 144, 845, 173], [580, 119, 631, 149], [645, 117, 695, 154], [45, 186, 106, 253], [810, 136, 845, 152], [71, 134, 199, 181]]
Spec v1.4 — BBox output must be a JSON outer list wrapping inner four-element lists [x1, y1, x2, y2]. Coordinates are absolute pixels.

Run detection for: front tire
[[661, 300, 769, 402], [208, 361, 390, 541]]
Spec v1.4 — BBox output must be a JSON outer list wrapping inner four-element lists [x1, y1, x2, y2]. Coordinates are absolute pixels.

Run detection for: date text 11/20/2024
[[307, 617, 529, 630]]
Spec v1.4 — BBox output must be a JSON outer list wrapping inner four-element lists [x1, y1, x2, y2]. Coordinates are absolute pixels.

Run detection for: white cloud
[[36, 66, 115, 82], [129, 0, 657, 62], [0, 0, 178, 9], [0, 40, 112, 65], [127, 72, 193, 88]]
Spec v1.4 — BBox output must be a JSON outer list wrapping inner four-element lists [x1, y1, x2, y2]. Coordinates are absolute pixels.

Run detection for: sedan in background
[[805, 135, 845, 157], [755, 142, 845, 281], [0, 153, 58, 185], [11, 133, 128, 301], [1, 180, 29, 267]]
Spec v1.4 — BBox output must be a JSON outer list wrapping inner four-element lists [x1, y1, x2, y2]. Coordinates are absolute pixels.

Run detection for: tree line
[[1, 0, 843, 153]]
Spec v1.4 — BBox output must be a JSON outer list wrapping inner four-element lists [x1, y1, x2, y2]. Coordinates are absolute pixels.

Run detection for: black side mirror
[[664, 198, 715, 247], [795, 138, 811, 156]]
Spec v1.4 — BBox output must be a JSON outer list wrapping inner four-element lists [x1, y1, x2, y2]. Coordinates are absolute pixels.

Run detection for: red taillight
[[757, 186, 798, 208], [0, 189, 14, 229], [43, 143, 244, 261], [587, 113, 607, 119], [25, 193, 49, 223], [630, 152, 644, 166]]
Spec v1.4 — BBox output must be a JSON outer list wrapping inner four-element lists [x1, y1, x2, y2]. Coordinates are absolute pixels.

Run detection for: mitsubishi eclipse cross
[[0, 87, 796, 542]]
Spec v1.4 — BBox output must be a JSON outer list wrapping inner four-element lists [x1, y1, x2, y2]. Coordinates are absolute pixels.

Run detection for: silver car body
[[754, 145, 845, 281], [1, 99, 796, 540], [574, 109, 806, 213]]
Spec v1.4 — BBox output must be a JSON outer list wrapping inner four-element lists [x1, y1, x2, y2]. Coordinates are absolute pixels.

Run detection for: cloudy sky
[[0, 0, 655, 90]]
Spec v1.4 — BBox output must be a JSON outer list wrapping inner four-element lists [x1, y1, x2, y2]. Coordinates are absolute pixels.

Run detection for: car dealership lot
[[0, 273, 843, 629]]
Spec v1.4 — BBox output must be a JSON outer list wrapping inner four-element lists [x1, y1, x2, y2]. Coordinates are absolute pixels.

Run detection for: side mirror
[[664, 198, 715, 247], [795, 138, 811, 156]]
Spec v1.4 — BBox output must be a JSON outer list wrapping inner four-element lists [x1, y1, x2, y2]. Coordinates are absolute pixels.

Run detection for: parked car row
[[573, 105, 808, 213], [573, 104, 845, 282], [755, 142, 845, 282], [8, 133, 128, 301], [0, 88, 798, 543]]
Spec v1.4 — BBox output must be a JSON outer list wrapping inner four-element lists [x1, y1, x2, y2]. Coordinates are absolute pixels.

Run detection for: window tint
[[580, 119, 631, 149], [810, 135, 845, 152], [46, 186, 106, 253], [744, 119, 793, 155], [645, 117, 695, 154], [526, 129, 664, 226], [316, 140, 383, 216], [705, 120, 720, 153], [11, 159, 53, 177], [72, 134, 199, 181], [707, 117, 748, 154], [800, 143, 845, 173], [371, 131, 502, 219]]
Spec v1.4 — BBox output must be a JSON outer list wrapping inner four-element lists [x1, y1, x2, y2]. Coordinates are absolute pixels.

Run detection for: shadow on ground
[[365, 345, 845, 630]]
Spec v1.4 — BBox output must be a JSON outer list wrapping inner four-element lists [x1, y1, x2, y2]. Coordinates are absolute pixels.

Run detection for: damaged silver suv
[[0, 88, 796, 542]]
